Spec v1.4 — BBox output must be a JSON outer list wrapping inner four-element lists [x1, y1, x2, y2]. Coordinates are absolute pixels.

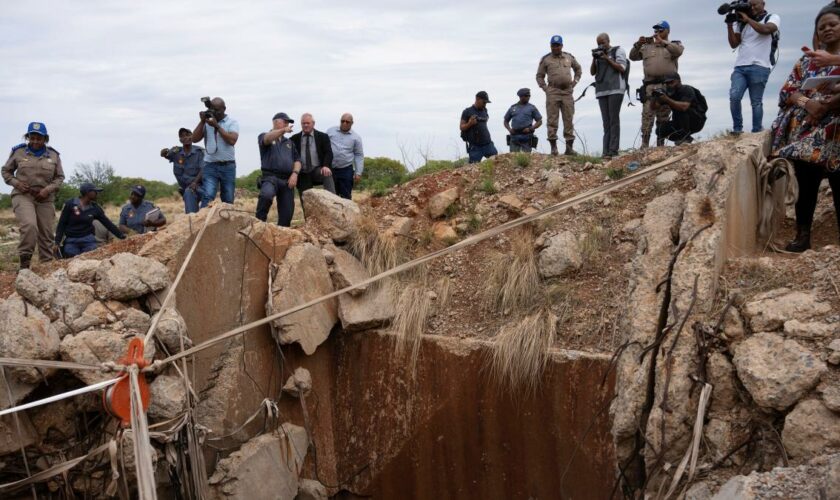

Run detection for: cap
[[476, 91, 491, 103], [79, 183, 103, 195], [653, 20, 670, 30], [662, 72, 681, 83], [272, 112, 295, 123], [550, 35, 563, 45], [517, 88, 531, 97], [27, 122, 47, 136], [178, 127, 191, 136], [130, 185, 146, 197]]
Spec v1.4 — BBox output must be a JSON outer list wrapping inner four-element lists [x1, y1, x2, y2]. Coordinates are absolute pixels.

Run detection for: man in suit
[[290, 113, 335, 195]]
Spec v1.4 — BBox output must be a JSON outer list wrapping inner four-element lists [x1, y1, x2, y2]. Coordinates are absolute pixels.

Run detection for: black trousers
[[256, 176, 295, 227], [792, 160, 840, 231], [656, 111, 704, 143], [598, 94, 624, 156]]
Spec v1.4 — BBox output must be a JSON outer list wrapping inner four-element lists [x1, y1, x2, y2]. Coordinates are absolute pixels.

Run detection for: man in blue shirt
[[327, 113, 364, 200], [191, 97, 239, 206], [504, 88, 543, 153], [257, 113, 302, 227], [460, 91, 497, 163], [118, 185, 167, 235], [161, 127, 204, 214]]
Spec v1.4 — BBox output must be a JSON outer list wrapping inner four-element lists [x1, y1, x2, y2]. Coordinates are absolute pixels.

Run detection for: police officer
[[55, 183, 125, 257], [536, 35, 582, 156], [256, 112, 302, 227], [1, 122, 65, 270], [504, 88, 543, 153], [629, 20, 685, 149], [118, 185, 166, 235], [161, 128, 204, 214]]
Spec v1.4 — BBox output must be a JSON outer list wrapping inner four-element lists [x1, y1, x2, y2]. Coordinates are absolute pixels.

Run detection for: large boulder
[[329, 249, 369, 297], [66, 259, 101, 284], [47, 271, 95, 322], [270, 244, 338, 355], [15, 269, 56, 308], [538, 231, 582, 278], [782, 399, 840, 459], [95, 253, 170, 301], [71, 300, 127, 333], [732, 333, 825, 410], [0, 297, 61, 384], [428, 187, 459, 219], [208, 424, 309, 500], [743, 288, 831, 332], [60, 330, 156, 384], [301, 189, 360, 243], [296, 479, 328, 500], [431, 222, 458, 245], [328, 252, 395, 332], [148, 375, 187, 420], [150, 307, 191, 353]]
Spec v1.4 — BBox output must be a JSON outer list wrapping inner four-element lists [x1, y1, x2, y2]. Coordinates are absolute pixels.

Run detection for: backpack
[[764, 13, 780, 67], [610, 47, 632, 101], [689, 86, 708, 132]]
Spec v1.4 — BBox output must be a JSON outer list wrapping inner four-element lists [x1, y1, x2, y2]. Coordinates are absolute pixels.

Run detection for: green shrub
[[54, 176, 178, 208], [410, 158, 467, 179], [236, 169, 262, 195], [358, 157, 408, 191], [478, 160, 497, 194], [605, 167, 625, 180], [0, 194, 11, 210], [514, 153, 531, 168]]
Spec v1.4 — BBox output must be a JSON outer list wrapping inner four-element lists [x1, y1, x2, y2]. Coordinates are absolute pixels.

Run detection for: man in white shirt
[[726, 0, 780, 134]]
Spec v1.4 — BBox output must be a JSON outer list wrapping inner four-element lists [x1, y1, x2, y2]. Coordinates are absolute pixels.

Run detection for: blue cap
[[131, 185, 146, 197], [517, 88, 531, 97], [27, 122, 47, 136], [272, 112, 294, 123], [80, 183, 103, 195], [653, 20, 670, 30], [550, 35, 563, 45]]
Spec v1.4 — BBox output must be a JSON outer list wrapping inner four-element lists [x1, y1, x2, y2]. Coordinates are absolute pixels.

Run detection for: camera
[[475, 116, 488, 123], [651, 88, 668, 99], [200, 97, 216, 121], [717, 0, 752, 17], [592, 47, 607, 58]]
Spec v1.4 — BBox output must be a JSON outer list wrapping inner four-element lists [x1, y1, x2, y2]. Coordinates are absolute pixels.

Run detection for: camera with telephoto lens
[[200, 96, 216, 121], [718, 0, 752, 23], [651, 88, 668, 100], [592, 47, 607, 58]]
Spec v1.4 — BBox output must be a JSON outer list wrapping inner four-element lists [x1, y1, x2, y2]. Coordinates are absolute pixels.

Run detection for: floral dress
[[770, 54, 840, 171]]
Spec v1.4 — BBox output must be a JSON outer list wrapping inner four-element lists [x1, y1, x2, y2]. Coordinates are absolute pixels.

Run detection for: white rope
[[0, 442, 111, 493], [128, 366, 157, 500], [0, 377, 120, 417], [661, 383, 713, 499], [0, 357, 102, 371]]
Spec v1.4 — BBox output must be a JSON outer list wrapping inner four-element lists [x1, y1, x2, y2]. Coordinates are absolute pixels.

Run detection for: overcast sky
[[0, 1, 819, 193]]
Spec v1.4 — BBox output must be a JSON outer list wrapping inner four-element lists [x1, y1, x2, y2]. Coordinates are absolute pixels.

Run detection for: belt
[[511, 128, 533, 135], [208, 160, 235, 166], [334, 164, 353, 170], [262, 171, 291, 181]]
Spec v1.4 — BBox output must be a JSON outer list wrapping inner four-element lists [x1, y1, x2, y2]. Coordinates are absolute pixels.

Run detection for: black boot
[[656, 137, 665, 147], [19, 255, 31, 271], [564, 140, 578, 156], [641, 135, 650, 150], [549, 140, 559, 156], [785, 225, 811, 253]]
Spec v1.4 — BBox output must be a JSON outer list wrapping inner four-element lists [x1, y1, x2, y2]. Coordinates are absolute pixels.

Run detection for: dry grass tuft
[[487, 306, 557, 396], [349, 211, 400, 275], [483, 228, 543, 313], [390, 272, 451, 375], [579, 224, 612, 265]]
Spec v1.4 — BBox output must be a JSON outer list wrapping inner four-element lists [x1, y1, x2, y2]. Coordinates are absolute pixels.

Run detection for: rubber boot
[[641, 135, 650, 150], [656, 137, 665, 147], [19, 255, 31, 271], [785, 225, 811, 253], [549, 140, 559, 156], [564, 141, 578, 156]]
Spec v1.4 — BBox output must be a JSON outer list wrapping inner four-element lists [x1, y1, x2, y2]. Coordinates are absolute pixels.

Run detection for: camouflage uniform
[[2, 144, 64, 264], [629, 39, 684, 146], [536, 51, 582, 144]]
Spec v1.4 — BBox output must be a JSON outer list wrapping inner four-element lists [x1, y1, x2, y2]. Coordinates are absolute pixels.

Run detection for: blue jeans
[[63, 234, 97, 257], [730, 65, 771, 133], [201, 161, 236, 206], [333, 166, 355, 200], [467, 142, 498, 164], [182, 187, 202, 214]]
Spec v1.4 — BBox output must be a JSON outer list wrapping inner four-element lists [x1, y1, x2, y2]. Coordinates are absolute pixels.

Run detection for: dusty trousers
[[641, 84, 672, 140], [11, 193, 55, 260], [545, 89, 575, 142]]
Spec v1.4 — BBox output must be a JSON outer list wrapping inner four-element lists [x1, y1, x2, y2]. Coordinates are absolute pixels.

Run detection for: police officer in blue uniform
[[256, 112, 302, 227], [161, 128, 204, 214], [118, 185, 167, 235], [504, 88, 544, 153], [55, 183, 125, 257]]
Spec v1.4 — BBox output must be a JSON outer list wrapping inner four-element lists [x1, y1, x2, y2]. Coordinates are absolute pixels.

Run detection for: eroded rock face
[[537, 231, 582, 278], [151, 307, 191, 353], [301, 189, 360, 243], [732, 332, 826, 410], [208, 424, 309, 500], [782, 399, 840, 459], [148, 375, 187, 420], [329, 249, 369, 297], [47, 271, 95, 322], [59, 330, 155, 384], [742, 288, 831, 332], [270, 243, 338, 355], [67, 259, 100, 284], [0, 297, 60, 384], [15, 269, 56, 308], [297, 479, 328, 500], [428, 187, 459, 219], [95, 253, 170, 301], [338, 283, 395, 333]]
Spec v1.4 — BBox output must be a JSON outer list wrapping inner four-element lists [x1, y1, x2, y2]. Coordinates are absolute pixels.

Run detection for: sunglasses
[[341, 120, 353, 124]]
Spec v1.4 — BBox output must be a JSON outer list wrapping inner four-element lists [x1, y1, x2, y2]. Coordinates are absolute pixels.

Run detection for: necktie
[[305, 135, 313, 171]]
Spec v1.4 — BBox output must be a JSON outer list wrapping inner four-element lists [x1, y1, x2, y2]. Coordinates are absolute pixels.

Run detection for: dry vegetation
[[482, 227, 543, 313]]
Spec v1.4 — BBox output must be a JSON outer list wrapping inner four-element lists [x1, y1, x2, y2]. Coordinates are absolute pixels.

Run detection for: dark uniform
[[629, 22, 684, 147], [119, 200, 165, 234], [256, 133, 301, 227], [1, 123, 65, 267], [56, 195, 124, 257], [165, 145, 204, 214], [504, 97, 543, 153]]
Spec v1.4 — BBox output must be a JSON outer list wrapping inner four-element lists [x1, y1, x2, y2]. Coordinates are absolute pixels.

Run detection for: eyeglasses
[[340, 120, 353, 124]]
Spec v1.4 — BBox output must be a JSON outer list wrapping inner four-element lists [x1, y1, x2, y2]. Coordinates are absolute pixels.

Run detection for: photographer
[[630, 21, 684, 149], [653, 73, 707, 145], [726, 0, 780, 134], [256, 113, 301, 227], [460, 91, 497, 163], [161, 127, 204, 214], [191, 97, 239, 206], [590, 33, 628, 159], [503, 88, 542, 153]]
